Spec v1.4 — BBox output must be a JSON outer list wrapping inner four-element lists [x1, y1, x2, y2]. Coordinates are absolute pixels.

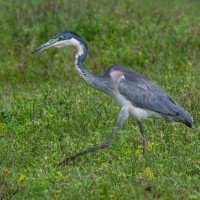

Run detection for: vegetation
[[0, 0, 199, 199]]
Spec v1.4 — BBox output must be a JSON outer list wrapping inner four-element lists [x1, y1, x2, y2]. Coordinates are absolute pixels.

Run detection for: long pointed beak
[[31, 39, 57, 54]]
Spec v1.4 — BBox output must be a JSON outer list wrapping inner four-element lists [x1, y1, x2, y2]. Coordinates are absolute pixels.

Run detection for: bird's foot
[[59, 156, 75, 166]]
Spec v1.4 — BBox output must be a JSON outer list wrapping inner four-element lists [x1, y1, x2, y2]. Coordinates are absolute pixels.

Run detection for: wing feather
[[118, 73, 179, 116]]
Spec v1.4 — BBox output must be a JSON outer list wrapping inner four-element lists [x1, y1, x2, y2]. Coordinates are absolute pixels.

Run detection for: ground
[[0, 0, 199, 199]]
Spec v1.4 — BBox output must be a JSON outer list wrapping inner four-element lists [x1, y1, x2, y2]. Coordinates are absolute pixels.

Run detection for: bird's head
[[32, 30, 85, 54]]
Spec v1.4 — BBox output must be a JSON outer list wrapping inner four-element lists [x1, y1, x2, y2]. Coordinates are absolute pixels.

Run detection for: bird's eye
[[59, 36, 64, 40]]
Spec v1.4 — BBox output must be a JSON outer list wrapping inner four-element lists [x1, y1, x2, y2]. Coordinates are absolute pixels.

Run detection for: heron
[[32, 30, 193, 165]]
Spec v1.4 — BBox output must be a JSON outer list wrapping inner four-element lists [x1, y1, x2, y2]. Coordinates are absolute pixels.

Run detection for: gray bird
[[32, 30, 193, 165]]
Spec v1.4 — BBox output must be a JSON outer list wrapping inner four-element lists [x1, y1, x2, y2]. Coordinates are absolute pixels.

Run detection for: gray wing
[[118, 72, 179, 116]]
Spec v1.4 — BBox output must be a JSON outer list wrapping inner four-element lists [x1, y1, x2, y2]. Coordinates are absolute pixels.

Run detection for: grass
[[0, 0, 200, 199]]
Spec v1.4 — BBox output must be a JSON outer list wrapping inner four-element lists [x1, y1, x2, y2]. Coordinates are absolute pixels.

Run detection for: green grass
[[0, 0, 200, 199]]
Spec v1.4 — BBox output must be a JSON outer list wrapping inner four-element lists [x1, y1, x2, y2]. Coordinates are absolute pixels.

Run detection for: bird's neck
[[74, 41, 91, 81], [73, 39, 114, 95], [74, 41, 99, 86]]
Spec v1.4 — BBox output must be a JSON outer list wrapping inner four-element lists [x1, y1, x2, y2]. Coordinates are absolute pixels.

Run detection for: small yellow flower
[[19, 174, 25, 181], [56, 172, 64, 178], [135, 145, 143, 156], [148, 141, 155, 150], [137, 167, 156, 181], [145, 167, 155, 181]]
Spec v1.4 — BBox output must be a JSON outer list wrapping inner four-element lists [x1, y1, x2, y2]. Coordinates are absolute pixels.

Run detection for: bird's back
[[105, 64, 193, 127]]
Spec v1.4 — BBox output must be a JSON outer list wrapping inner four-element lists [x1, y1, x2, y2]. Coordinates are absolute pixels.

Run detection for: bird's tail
[[178, 106, 193, 128]]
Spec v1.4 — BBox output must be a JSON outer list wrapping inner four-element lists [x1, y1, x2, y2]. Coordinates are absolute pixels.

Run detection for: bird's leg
[[137, 121, 147, 155], [59, 107, 129, 166]]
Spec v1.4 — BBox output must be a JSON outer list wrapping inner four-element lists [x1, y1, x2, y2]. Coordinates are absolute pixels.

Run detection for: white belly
[[113, 93, 163, 121]]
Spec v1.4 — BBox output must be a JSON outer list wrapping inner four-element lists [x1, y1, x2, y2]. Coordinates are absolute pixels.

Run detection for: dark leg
[[137, 121, 147, 155], [59, 107, 129, 165]]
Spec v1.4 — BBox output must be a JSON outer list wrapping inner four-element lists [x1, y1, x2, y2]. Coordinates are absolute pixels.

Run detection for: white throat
[[69, 38, 84, 56], [55, 38, 84, 56]]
